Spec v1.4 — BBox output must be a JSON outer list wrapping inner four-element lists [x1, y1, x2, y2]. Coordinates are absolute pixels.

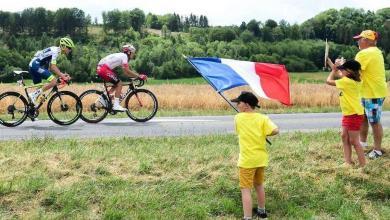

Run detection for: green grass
[[0, 131, 389, 219]]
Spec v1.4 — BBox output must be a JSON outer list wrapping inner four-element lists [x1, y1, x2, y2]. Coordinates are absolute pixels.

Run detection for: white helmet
[[122, 44, 136, 53]]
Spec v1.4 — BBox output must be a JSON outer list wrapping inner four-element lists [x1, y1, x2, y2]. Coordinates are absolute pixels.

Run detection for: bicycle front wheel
[[0, 92, 28, 127], [125, 89, 158, 122], [79, 89, 109, 123], [47, 91, 82, 125]]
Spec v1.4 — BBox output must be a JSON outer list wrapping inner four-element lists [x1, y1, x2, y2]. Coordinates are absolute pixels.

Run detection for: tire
[[0, 92, 28, 127], [125, 89, 158, 122], [47, 91, 82, 126], [79, 89, 109, 123]]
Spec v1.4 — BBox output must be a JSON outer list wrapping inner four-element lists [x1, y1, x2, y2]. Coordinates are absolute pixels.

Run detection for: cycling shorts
[[97, 64, 120, 85], [28, 58, 55, 84]]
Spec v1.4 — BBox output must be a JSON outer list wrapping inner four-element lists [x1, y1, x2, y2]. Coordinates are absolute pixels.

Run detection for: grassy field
[[0, 131, 389, 219]]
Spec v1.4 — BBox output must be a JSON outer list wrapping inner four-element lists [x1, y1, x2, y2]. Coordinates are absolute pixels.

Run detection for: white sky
[[2, 0, 389, 25]]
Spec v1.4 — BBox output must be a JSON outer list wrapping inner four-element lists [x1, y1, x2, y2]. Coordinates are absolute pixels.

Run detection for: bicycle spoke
[[0, 92, 28, 127], [47, 91, 81, 125], [125, 89, 158, 122], [79, 90, 108, 123]]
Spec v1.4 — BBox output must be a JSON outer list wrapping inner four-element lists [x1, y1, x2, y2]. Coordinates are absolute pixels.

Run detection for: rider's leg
[[114, 81, 123, 98], [29, 67, 54, 103], [112, 81, 126, 111], [42, 77, 57, 92]]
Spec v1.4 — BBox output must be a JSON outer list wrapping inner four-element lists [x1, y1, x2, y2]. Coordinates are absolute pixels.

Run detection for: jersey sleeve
[[262, 116, 277, 136], [50, 47, 60, 65], [121, 53, 129, 68]]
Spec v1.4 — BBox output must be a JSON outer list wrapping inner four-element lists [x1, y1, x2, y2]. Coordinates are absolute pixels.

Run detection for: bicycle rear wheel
[[0, 92, 28, 127], [79, 89, 109, 123], [125, 89, 158, 122], [47, 91, 82, 125]]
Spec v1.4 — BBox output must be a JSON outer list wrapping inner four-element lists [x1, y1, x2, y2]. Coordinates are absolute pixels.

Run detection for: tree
[[265, 19, 278, 29], [246, 19, 261, 37]]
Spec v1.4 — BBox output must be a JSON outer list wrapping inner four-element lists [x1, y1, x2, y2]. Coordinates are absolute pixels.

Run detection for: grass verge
[[0, 131, 389, 219]]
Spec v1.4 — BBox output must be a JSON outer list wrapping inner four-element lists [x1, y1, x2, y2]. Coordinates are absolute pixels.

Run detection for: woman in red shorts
[[326, 59, 366, 168]]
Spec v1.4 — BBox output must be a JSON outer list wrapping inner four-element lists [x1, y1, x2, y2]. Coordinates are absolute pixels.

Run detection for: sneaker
[[28, 92, 39, 105], [97, 95, 107, 107], [253, 207, 268, 219], [368, 150, 383, 159], [112, 103, 127, 112], [360, 141, 370, 152]]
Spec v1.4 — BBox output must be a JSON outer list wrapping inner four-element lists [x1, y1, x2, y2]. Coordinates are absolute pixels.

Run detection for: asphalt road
[[0, 112, 389, 140]]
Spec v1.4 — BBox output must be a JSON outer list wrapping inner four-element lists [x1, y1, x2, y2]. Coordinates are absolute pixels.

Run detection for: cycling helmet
[[122, 44, 136, 53], [60, 37, 75, 48]]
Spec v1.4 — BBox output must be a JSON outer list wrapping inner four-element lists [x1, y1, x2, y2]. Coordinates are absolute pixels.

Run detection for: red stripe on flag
[[254, 63, 291, 105]]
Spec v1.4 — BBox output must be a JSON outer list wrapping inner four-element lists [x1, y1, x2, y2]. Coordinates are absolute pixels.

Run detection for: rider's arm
[[122, 65, 140, 78], [50, 64, 67, 78]]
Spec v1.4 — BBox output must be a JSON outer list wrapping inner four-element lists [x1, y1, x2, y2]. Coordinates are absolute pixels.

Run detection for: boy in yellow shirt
[[231, 91, 279, 220]]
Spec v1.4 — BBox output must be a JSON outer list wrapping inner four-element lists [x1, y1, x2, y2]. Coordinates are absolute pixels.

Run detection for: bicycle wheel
[[47, 91, 82, 125], [0, 92, 28, 127], [125, 89, 158, 122], [79, 89, 109, 123]]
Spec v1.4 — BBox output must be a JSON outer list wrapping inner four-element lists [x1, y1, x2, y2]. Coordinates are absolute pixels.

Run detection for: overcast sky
[[2, 0, 389, 25]]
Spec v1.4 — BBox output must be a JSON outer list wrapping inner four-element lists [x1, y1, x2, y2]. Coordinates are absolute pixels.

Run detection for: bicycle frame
[[16, 73, 60, 110], [101, 80, 141, 107]]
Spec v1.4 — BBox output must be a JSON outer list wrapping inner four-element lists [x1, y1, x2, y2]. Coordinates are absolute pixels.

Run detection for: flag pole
[[184, 55, 272, 145]]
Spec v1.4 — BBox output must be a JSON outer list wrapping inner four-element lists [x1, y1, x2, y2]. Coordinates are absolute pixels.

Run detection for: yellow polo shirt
[[355, 47, 388, 98], [234, 112, 277, 168]]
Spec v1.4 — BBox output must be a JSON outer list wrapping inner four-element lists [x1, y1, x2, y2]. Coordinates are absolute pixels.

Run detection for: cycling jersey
[[31, 46, 61, 68], [28, 46, 60, 84], [98, 53, 129, 70]]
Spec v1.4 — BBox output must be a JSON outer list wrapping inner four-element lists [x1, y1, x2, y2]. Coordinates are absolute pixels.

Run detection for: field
[[0, 131, 389, 219], [1, 72, 389, 116]]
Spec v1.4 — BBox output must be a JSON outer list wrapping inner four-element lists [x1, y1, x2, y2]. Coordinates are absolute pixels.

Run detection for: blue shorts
[[29, 58, 54, 84], [361, 98, 385, 123]]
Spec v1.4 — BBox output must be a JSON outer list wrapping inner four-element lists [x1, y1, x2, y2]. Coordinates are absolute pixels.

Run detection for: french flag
[[188, 57, 291, 105]]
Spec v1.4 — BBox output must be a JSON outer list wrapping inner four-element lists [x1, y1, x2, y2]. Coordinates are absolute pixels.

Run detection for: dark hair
[[337, 60, 361, 82], [230, 91, 260, 108]]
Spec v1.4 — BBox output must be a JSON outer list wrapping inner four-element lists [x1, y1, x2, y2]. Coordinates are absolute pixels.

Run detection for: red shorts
[[342, 114, 364, 131], [97, 64, 120, 84]]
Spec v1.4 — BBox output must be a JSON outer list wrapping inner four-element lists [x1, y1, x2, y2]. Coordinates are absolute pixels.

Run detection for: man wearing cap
[[353, 30, 388, 159]]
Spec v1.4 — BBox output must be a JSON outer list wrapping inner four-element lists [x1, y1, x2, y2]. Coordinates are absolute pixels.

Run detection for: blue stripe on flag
[[188, 57, 247, 92]]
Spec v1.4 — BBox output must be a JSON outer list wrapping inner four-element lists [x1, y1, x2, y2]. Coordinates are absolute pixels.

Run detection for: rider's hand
[[61, 73, 71, 82], [138, 74, 148, 81]]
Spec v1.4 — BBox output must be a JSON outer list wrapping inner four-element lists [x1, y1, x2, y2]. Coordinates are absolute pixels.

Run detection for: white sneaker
[[112, 103, 127, 111], [368, 150, 383, 159], [28, 92, 39, 105], [97, 95, 107, 107]]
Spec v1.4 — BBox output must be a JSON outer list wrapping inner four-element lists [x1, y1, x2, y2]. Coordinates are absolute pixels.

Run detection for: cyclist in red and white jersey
[[97, 44, 147, 111]]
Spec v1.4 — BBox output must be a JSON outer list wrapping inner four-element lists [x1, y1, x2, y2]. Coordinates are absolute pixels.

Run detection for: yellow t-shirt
[[234, 112, 277, 168], [355, 47, 388, 98], [335, 77, 364, 116]]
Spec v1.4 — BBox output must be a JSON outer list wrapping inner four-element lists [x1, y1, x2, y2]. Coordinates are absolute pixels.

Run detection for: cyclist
[[96, 44, 147, 111], [28, 37, 75, 104]]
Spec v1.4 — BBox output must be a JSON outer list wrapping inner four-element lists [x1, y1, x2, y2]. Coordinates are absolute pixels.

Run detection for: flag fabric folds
[[187, 57, 291, 105]]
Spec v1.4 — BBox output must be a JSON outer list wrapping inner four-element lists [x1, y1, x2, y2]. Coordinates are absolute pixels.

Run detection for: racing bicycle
[[0, 71, 82, 127], [79, 78, 158, 123]]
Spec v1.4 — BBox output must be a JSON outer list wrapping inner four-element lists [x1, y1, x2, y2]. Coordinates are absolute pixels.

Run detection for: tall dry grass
[[1, 83, 389, 110]]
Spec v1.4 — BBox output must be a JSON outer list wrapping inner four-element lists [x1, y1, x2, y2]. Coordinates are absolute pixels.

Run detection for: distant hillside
[[0, 7, 389, 82]]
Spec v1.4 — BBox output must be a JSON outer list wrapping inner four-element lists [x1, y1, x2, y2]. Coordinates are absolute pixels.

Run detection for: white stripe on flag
[[221, 58, 269, 99]]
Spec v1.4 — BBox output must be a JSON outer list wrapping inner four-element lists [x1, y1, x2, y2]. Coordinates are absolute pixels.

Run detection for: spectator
[[353, 30, 388, 159]]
